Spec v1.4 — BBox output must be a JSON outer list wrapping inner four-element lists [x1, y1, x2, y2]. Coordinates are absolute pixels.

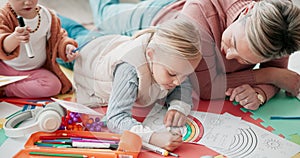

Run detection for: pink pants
[[0, 61, 62, 98]]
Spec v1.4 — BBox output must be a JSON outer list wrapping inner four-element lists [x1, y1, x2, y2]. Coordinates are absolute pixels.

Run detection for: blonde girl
[[74, 18, 202, 151]]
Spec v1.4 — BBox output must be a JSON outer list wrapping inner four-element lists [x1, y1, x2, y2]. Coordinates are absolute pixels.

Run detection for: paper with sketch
[[142, 104, 300, 158], [142, 106, 239, 148], [0, 75, 28, 87], [51, 98, 103, 115]]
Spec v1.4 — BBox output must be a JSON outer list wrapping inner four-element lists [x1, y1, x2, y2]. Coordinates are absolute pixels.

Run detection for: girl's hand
[[149, 129, 183, 151], [66, 44, 80, 62], [164, 110, 187, 127], [13, 26, 30, 43], [226, 84, 262, 110]]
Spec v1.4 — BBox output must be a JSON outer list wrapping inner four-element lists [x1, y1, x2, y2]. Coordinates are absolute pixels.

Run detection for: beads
[[84, 117, 106, 132], [10, 5, 41, 33], [60, 111, 105, 132], [29, 7, 41, 33], [60, 111, 84, 131]]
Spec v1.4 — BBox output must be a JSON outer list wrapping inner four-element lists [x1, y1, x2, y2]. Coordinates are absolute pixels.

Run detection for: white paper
[[0, 133, 29, 157], [51, 98, 103, 115], [143, 104, 300, 158], [0, 102, 22, 118], [0, 75, 28, 87]]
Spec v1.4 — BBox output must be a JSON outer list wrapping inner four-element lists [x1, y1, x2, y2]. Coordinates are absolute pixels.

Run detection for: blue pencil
[[71, 37, 95, 53], [270, 116, 300, 120]]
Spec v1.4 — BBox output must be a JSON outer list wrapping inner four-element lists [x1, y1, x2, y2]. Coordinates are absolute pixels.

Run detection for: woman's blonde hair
[[246, 0, 300, 59], [132, 18, 201, 60]]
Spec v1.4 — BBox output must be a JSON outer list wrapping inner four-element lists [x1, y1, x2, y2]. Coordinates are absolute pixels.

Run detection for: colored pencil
[[39, 136, 96, 140], [79, 138, 119, 144], [270, 116, 300, 120], [71, 38, 95, 53], [2, 99, 46, 106], [34, 142, 72, 148], [29, 152, 88, 158], [39, 134, 119, 141]]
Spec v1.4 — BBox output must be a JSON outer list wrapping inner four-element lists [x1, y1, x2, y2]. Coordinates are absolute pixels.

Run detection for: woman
[[86, 0, 300, 110]]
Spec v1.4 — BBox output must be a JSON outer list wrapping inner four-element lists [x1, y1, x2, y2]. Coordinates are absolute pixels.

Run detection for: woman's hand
[[66, 44, 80, 62], [149, 129, 183, 151], [226, 84, 262, 110], [164, 110, 187, 127]]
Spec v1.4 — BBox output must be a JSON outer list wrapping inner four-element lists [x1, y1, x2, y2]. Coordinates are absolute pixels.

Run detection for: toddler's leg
[[0, 62, 62, 98], [5, 69, 62, 98]]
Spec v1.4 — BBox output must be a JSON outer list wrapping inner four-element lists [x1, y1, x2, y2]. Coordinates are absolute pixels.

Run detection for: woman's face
[[147, 49, 200, 90], [221, 3, 268, 65]]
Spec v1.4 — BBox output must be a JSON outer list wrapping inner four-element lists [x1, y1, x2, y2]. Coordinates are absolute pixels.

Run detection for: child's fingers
[[164, 115, 173, 127], [66, 51, 79, 60]]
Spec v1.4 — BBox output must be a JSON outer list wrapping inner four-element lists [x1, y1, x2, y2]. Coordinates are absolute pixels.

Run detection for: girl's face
[[9, 0, 38, 18], [221, 2, 268, 65], [147, 48, 200, 90]]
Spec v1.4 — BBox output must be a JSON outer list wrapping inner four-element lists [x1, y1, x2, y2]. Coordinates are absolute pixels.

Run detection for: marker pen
[[17, 16, 34, 58], [142, 142, 178, 157]]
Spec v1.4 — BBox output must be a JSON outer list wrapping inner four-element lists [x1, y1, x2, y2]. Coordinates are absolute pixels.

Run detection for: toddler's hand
[[66, 44, 80, 62], [149, 129, 183, 151], [13, 26, 30, 43], [164, 109, 187, 127]]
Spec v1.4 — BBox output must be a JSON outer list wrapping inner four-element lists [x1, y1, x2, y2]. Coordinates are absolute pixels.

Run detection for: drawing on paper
[[143, 104, 300, 158], [182, 116, 204, 142], [217, 127, 258, 157]]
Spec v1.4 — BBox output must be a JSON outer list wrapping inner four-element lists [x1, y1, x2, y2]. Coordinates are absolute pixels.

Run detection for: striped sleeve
[[106, 62, 141, 134]]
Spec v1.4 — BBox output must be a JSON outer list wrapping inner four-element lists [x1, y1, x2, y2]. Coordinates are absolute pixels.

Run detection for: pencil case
[[14, 130, 142, 158]]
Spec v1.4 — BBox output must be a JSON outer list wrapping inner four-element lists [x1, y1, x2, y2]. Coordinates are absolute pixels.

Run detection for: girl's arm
[[166, 77, 193, 115], [164, 77, 193, 127], [106, 63, 142, 133], [106, 63, 155, 143]]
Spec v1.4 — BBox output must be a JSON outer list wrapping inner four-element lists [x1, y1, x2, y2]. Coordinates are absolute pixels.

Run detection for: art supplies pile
[[14, 130, 142, 158], [143, 104, 300, 158]]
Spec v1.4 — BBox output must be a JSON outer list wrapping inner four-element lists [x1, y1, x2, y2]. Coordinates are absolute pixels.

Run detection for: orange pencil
[[0, 99, 49, 107]]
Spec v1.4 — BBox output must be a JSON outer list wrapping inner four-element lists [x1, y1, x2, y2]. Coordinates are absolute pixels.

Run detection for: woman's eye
[[230, 36, 234, 47], [169, 73, 176, 77]]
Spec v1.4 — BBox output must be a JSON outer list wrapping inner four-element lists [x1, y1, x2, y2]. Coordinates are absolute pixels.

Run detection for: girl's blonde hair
[[132, 18, 201, 60], [246, 0, 300, 59]]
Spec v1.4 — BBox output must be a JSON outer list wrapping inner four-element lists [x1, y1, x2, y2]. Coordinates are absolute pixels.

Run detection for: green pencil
[[29, 152, 88, 158]]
